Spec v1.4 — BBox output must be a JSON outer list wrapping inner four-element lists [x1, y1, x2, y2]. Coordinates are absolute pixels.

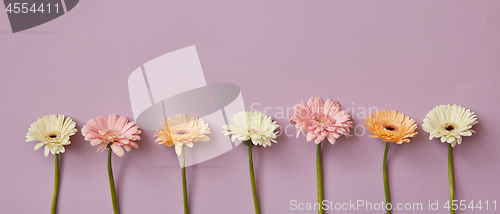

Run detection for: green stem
[[317, 142, 324, 214], [383, 142, 391, 214], [51, 154, 59, 214], [448, 143, 455, 214], [107, 148, 120, 214], [248, 146, 261, 214], [182, 148, 189, 214]]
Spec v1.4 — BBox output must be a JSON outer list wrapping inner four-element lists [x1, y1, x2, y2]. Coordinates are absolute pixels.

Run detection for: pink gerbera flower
[[82, 114, 141, 157], [290, 97, 353, 144]]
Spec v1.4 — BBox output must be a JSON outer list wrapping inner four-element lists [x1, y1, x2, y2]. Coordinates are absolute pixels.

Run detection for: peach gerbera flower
[[81, 114, 141, 157], [290, 97, 353, 144], [365, 110, 418, 144], [155, 114, 211, 156]]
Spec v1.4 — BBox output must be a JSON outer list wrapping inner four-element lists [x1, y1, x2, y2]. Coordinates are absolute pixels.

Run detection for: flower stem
[[248, 145, 261, 214], [317, 142, 324, 214], [51, 154, 59, 214], [181, 148, 189, 214], [107, 148, 120, 214], [448, 143, 455, 214], [383, 142, 391, 214]]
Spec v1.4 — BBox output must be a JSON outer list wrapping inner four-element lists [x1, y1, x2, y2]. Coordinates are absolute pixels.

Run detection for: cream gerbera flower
[[223, 111, 279, 213], [26, 114, 77, 157], [422, 104, 478, 147], [155, 114, 211, 156], [365, 110, 418, 144], [223, 111, 279, 147]]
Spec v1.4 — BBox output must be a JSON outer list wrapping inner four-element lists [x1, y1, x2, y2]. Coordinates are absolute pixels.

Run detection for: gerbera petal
[[441, 136, 447, 143], [123, 144, 132, 152], [107, 114, 118, 130], [34, 142, 46, 150], [130, 141, 139, 149], [198, 136, 210, 141], [446, 137, 455, 144], [60, 137, 70, 145], [326, 133, 337, 145], [115, 115, 129, 131], [314, 136, 323, 144], [91, 139, 102, 146], [84, 131, 101, 141], [110, 144, 125, 157], [118, 138, 130, 145], [44, 146, 50, 157], [50, 145, 57, 154], [97, 143, 107, 152], [175, 145, 183, 156], [306, 131, 315, 142], [59, 146, 66, 154], [120, 122, 136, 135]]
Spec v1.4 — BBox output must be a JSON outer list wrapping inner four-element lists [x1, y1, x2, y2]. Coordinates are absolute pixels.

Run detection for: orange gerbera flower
[[365, 110, 418, 144]]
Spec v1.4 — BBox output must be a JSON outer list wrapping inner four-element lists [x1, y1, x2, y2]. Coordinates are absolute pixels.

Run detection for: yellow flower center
[[99, 130, 119, 143], [313, 115, 331, 124]]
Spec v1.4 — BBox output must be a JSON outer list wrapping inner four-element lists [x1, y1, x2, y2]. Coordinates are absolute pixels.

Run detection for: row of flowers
[[26, 97, 478, 214]]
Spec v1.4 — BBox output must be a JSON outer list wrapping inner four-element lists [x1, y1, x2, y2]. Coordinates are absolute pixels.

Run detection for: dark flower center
[[445, 124, 455, 131], [46, 131, 60, 140], [384, 125, 397, 131]]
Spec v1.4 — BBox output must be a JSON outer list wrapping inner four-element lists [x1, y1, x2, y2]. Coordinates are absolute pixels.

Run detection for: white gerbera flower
[[223, 111, 279, 147], [26, 114, 77, 157], [422, 104, 478, 147]]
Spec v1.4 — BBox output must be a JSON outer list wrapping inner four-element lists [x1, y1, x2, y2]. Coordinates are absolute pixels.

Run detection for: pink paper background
[[1, 1, 499, 213]]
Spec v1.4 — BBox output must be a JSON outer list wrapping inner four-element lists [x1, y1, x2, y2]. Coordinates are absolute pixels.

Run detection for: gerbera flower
[[365, 110, 418, 144], [423, 104, 478, 214], [82, 114, 141, 213], [155, 114, 211, 156], [26, 114, 77, 157], [422, 104, 478, 147], [81, 114, 141, 157], [222, 111, 279, 147], [26, 114, 77, 213], [290, 97, 352, 214], [365, 110, 417, 214], [222, 111, 279, 214], [155, 114, 211, 214], [290, 97, 353, 145]]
